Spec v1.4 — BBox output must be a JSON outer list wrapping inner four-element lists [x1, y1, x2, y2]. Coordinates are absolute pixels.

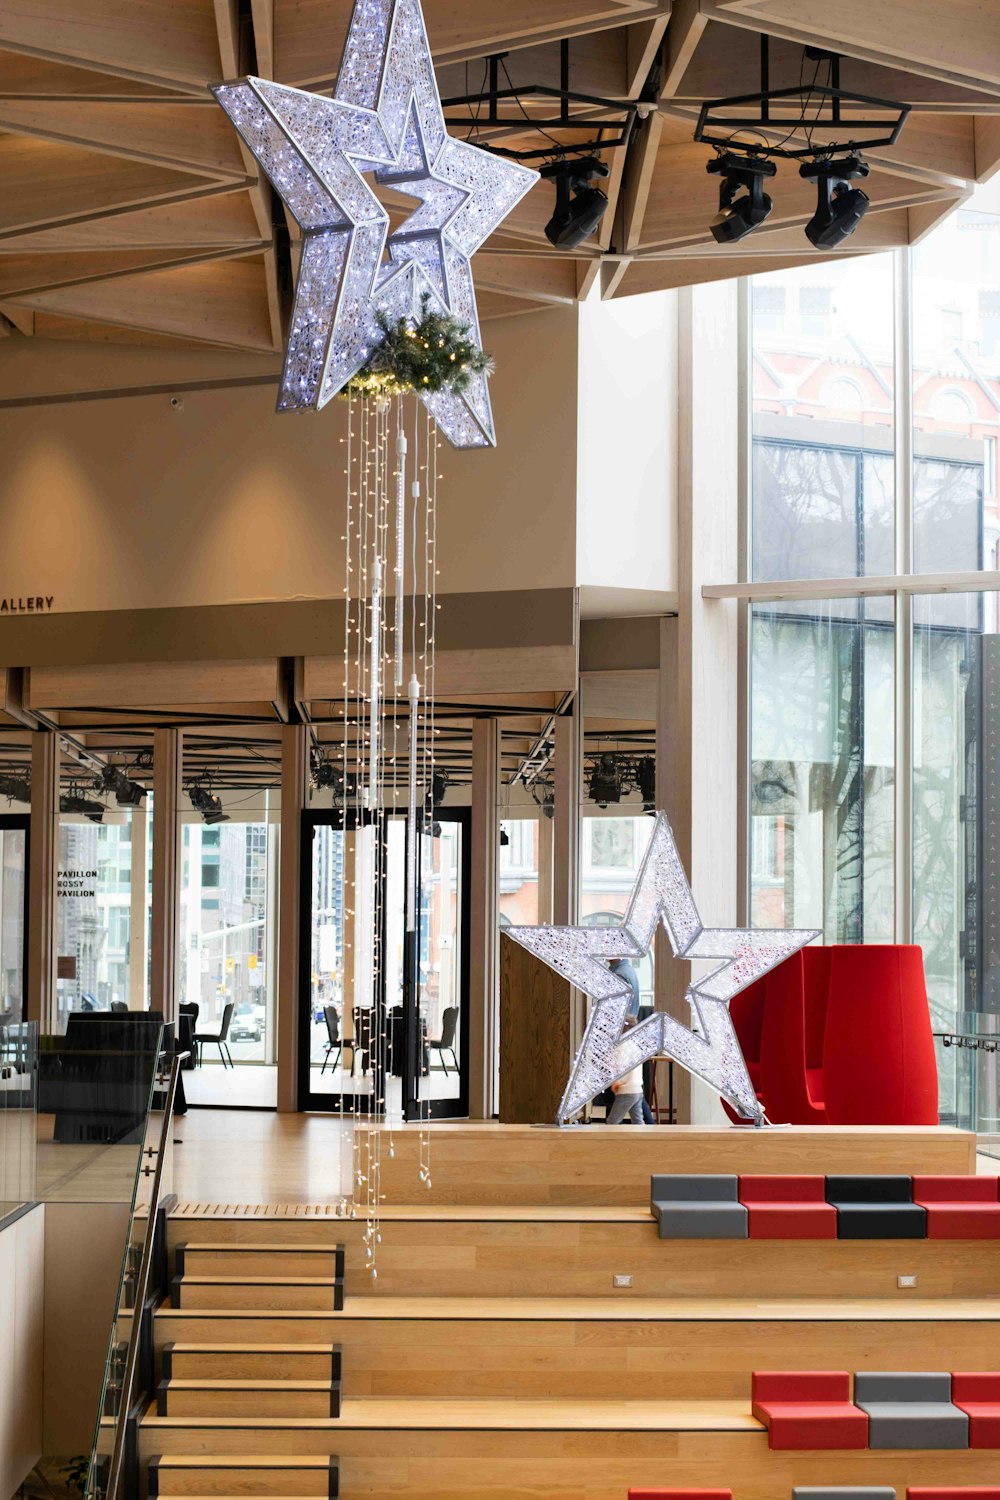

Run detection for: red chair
[[722, 973, 768, 1123], [739, 1174, 836, 1239], [750, 1370, 868, 1450], [822, 945, 938, 1125], [912, 1178, 1000, 1239], [952, 1373, 1000, 1447], [758, 948, 829, 1124], [907, 1491, 1000, 1498]]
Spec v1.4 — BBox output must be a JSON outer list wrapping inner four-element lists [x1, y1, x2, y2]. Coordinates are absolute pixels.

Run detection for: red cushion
[[920, 1204, 1000, 1238], [751, 1371, 850, 1402], [913, 1176, 1000, 1202], [907, 1491, 1000, 1499], [751, 1400, 868, 1450], [745, 1203, 837, 1239], [628, 1493, 732, 1499], [953, 1374, 1000, 1401], [740, 1174, 827, 1203]]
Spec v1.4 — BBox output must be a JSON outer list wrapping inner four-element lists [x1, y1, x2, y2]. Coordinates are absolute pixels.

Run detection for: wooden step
[[356, 1122, 977, 1206], [162, 1345, 341, 1383], [176, 1245, 345, 1280], [261, 1293, 1000, 1401], [170, 1277, 345, 1312], [148, 1456, 338, 1498], [154, 1311, 342, 1348], [138, 1407, 1000, 1499], [168, 1207, 1000, 1299], [156, 1379, 342, 1418]]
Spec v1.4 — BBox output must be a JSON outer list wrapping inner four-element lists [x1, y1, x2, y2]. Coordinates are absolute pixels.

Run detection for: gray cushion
[[793, 1490, 896, 1499], [650, 1173, 740, 1203], [857, 1401, 969, 1450], [854, 1371, 952, 1403], [653, 1201, 748, 1239]]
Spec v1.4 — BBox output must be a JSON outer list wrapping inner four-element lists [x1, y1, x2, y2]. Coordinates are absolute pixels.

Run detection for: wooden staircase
[[138, 1125, 1000, 1499]]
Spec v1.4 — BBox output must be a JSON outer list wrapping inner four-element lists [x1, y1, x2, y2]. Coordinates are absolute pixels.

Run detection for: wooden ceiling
[[0, 0, 996, 359]]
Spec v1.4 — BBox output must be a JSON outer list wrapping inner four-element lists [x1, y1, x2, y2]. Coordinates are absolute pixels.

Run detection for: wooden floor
[[149, 1115, 998, 1499]]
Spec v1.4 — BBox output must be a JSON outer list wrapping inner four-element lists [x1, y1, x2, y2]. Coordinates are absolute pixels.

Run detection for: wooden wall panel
[[500, 933, 572, 1124]]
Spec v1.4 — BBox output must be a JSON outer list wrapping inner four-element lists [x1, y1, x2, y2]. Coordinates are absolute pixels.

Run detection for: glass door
[[299, 806, 470, 1118], [0, 815, 28, 1025]]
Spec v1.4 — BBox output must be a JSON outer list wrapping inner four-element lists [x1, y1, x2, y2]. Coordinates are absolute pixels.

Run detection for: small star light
[[212, 0, 537, 448], [507, 812, 819, 1124]]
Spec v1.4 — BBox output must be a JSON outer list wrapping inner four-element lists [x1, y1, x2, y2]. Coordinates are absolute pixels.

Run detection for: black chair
[[110, 1001, 128, 1013], [428, 1005, 459, 1075], [351, 1006, 375, 1077], [194, 1001, 235, 1069], [320, 1005, 353, 1075], [178, 1002, 199, 1070]]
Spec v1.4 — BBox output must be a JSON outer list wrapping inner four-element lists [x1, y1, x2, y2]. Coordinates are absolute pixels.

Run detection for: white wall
[[0, 1206, 44, 1493], [0, 307, 580, 615], [576, 288, 678, 614]]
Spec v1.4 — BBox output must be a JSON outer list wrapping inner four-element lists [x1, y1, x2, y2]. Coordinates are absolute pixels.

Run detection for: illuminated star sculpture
[[212, 0, 537, 448], [507, 812, 819, 1124]]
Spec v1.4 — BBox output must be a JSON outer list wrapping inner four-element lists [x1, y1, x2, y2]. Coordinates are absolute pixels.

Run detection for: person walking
[[605, 1018, 648, 1125]]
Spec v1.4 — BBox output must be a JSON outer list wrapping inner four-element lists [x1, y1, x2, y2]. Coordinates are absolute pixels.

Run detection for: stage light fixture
[[500, 826, 510, 847], [0, 772, 31, 803], [61, 788, 105, 824], [800, 154, 869, 248], [540, 156, 610, 249], [589, 752, 621, 809], [95, 763, 147, 807], [707, 152, 775, 244], [430, 769, 449, 807], [187, 782, 229, 826], [637, 756, 656, 813]]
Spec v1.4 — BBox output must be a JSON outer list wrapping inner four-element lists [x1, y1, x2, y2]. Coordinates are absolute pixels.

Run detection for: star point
[[213, 0, 537, 447], [507, 812, 819, 1123]]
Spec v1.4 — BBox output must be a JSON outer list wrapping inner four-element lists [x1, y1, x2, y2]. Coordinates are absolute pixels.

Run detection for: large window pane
[[912, 185, 1000, 574], [751, 256, 896, 581], [749, 598, 895, 940]]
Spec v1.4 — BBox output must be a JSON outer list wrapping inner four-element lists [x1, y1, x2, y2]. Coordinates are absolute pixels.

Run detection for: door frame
[[408, 805, 471, 1121]]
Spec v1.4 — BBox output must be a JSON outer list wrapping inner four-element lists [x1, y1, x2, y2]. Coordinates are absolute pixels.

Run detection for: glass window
[[749, 597, 895, 941], [0, 824, 27, 1024], [581, 814, 655, 1008], [751, 256, 896, 581]]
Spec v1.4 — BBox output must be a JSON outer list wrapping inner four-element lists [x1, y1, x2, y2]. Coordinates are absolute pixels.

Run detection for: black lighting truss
[[695, 37, 910, 160], [441, 43, 638, 162]]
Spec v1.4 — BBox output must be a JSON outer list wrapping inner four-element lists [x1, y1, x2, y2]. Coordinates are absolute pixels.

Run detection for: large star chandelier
[[507, 812, 819, 1124], [212, 0, 538, 448]]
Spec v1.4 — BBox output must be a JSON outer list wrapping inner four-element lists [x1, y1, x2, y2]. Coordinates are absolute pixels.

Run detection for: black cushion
[[825, 1174, 914, 1203], [832, 1202, 927, 1239]]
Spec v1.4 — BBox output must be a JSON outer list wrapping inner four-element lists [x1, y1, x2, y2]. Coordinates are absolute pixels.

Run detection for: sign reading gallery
[[0, 596, 54, 613]]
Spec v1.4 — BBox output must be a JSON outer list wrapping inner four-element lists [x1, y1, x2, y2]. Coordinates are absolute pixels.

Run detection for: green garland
[[343, 295, 492, 399]]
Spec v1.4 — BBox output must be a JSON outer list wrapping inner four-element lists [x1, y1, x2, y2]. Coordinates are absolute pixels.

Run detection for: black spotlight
[[188, 782, 229, 826], [61, 789, 105, 824], [541, 156, 610, 249], [707, 152, 776, 244], [636, 756, 656, 814], [800, 154, 870, 248], [589, 753, 621, 809], [430, 769, 449, 807], [0, 772, 31, 803]]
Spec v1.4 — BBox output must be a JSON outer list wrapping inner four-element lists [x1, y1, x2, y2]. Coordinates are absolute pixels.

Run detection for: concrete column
[[27, 732, 58, 1028], [150, 727, 181, 1025], [469, 717, 500, 1118], [276, 724, 307, 1111], [660, 281, 741, 1124]]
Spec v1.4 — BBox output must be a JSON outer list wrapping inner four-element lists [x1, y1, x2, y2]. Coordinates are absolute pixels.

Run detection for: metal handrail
[[934, 1030, 1000, 1053], [101, 1049, 188, 1500]]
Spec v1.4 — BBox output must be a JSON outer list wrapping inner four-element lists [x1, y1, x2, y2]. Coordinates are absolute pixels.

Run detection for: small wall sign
[[0, 596, 54, 613], [58, 869, 98, 899]]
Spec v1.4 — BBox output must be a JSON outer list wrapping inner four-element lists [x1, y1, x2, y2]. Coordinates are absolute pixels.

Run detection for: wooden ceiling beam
[[0, 244, 271, 301], [2, 187, 268, 251], [660, 0, 709, 99], [8, 255, 278, 353], [626, 5, 673, 96], [0, 0, 227, 92], [474, 252, 581, 304], [0, 99, 249, 180]]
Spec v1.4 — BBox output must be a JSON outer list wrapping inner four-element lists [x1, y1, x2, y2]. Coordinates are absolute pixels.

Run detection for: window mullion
[[894, 247, 915, 944]]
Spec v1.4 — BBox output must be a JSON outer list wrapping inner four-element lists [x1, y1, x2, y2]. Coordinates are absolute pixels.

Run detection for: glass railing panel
[[1, 1020, 38, 1226], [934, 1012, 1000, 1159]]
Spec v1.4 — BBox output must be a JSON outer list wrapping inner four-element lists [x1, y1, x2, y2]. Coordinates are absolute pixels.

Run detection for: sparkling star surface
[[213, 0, 537, 448], [507, 812, 820, 1123]]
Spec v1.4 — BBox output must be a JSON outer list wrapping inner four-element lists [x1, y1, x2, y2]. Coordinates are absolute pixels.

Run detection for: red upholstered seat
[[628, 1492, 732, 1499], [952, 1373, 1000, 1447], [759, 948, 829, 1125], [750, 1370, 868, 1450], [907, 1491, 1000, 1498], [912, 1177, 1000, 1239], [739, 1174, 836, 1239], [823, 945, 938, 1125]]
